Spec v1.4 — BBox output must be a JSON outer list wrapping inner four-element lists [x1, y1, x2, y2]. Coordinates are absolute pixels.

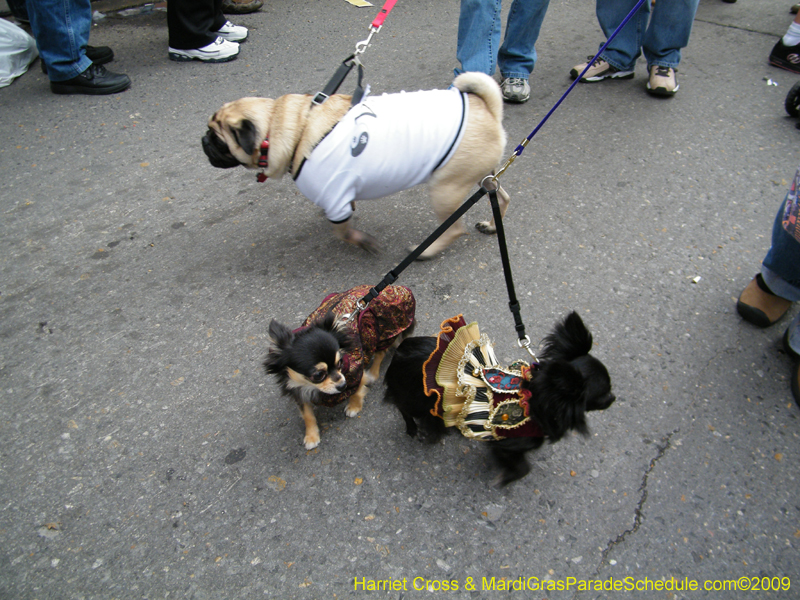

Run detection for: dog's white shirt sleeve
[[294, 87, 469, 223]]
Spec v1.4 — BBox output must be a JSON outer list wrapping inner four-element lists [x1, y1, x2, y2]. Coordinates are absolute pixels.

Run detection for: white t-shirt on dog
[[294, 87, 469, 223]]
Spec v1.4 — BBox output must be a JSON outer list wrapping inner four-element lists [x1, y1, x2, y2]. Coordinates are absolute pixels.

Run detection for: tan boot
[[737, 274, 792, 327]]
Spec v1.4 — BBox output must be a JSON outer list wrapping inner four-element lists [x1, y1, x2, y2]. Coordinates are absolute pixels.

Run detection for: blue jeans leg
[[597, 0, 698, 71], [497, 0, 551, 79], [762, 195, 800, 302], [456, 0, 551, 79], [641, 0, 699, 69], [456, 0, 503, 77], [27, 0, 92, 82], [597, 0, 650, 71]]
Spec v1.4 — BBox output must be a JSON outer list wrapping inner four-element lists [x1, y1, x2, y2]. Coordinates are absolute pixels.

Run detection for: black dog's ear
[[267, 319, 294, 349], [530, 361, 589, 441], [540, 311, 593, 361], [232, 119, 259, 156], [264, 319, 294, 376]]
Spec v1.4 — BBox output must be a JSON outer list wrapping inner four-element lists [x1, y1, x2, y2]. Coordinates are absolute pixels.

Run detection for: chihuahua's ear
[[540, 311, 593, 361], [319, 311, 340, 333], [317, 310, 357, 353], [268, 319, 294, 349]]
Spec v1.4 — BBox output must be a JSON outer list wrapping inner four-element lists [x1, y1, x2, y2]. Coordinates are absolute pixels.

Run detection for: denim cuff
[[598, 54, 635, 73], [500, 72, 530, 81], [762, 265, 800, 302]]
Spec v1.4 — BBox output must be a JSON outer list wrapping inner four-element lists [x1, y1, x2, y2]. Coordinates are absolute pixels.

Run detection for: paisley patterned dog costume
[[299, 285, 416, 406]]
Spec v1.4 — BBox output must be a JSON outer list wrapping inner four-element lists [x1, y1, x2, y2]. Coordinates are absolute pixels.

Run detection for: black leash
[[487, 186, 530, 353], [354, 182, 536, 358], [357, 186, 488, 306]]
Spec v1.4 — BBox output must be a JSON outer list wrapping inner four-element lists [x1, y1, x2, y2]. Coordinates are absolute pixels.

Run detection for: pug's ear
[[232, 119, 259, 157]]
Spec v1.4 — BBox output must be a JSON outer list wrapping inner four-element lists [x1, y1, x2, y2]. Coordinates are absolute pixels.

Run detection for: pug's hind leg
[[476, 184, 510, 235]]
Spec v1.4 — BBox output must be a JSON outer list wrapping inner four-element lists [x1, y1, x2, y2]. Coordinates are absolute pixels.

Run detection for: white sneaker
[[214, 20, 248, 42], [169, 37, 240, 63]]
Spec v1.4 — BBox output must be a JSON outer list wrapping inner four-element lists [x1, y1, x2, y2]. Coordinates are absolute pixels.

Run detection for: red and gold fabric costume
[[300, 285, 415, 407]]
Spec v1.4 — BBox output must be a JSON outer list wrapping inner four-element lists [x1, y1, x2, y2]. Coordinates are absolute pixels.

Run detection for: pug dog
[[202, 72, 510, 259]]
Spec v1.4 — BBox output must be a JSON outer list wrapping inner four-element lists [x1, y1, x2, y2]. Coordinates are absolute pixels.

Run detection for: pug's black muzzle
[[202, 129, 242, 169]]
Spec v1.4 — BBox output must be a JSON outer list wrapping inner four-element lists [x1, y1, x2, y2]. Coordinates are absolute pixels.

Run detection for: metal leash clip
[[517, 335, 538, 362], [339, 299, 368, 326], [354, 28, 378, 59]]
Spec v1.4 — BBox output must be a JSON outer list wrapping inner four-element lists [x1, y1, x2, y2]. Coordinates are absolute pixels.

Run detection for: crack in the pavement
[[594, 428, 681, 575], [694, 19, 778, 39]]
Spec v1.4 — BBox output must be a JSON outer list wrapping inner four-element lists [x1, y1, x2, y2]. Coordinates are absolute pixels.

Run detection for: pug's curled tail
[[453, 72, 504, 124]]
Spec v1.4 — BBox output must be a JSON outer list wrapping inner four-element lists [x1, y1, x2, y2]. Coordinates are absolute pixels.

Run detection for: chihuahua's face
[[284, 333, 347, 395], [264, 313, 355, 400]]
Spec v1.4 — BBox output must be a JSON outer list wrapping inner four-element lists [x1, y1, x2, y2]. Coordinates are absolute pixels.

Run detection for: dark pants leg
[[167, 0, 227, 50]]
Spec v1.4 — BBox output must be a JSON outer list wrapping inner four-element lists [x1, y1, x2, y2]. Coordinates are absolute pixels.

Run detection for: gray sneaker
[[646, 65, 679, 96], [570, 56, 634, 82], [501, 77, 530, 103]]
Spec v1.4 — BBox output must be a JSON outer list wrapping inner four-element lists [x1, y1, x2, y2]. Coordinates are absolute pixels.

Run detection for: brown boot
[[222, 0, 263, 14], [736, 274, 792, 327]]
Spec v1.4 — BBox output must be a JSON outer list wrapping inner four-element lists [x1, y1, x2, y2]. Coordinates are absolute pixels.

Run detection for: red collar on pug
[[256, 139, 269, 182]]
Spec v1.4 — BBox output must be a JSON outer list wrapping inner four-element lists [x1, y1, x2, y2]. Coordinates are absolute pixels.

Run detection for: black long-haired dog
[[384, 312, 615, 486]]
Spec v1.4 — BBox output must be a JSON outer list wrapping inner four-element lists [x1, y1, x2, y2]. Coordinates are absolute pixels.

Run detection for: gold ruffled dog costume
[[422, 315, 542, 441]]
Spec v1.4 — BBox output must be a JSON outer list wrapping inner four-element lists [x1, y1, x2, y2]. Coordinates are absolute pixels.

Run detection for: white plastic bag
[[0, 19, 38, 88]]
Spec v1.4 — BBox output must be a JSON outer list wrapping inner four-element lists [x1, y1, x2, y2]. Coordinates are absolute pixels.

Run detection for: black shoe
[[50, 63, 131, 95], [41, 45, 114, 74], [769, 39, 800, 74]]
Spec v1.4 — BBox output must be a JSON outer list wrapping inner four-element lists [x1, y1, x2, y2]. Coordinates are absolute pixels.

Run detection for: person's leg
[[762, 198, 800, 303], [168, 0, 224, 50], [496, 0, 551, 80], [27, 0, 92, 82], [596, 0, 650, 72], [455, 0, 502, 77], [7, 0, 29, 23], [738, 189, 800, 327], [641, 0, 699, 69]]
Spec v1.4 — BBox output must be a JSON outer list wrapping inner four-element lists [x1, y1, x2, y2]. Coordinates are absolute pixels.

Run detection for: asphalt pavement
[[1, 1, 799, 598]]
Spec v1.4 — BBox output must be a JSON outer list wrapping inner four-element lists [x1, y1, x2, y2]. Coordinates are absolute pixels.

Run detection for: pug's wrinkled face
[[202, 97, 275, 169]]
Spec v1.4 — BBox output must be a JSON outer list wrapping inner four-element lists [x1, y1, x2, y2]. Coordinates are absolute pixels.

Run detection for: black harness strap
[[312, 54, 365, 107]]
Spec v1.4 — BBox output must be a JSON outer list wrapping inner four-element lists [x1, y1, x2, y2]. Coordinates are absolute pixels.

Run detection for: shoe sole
[[578, 71, 635, 83], [646, 83, 678, 97], [768, 57, 800, 74], [50, 81, 131, 95], [169, 52, 239, 63], [784, 327, 800, 361], [502, 93, 530, 103]]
